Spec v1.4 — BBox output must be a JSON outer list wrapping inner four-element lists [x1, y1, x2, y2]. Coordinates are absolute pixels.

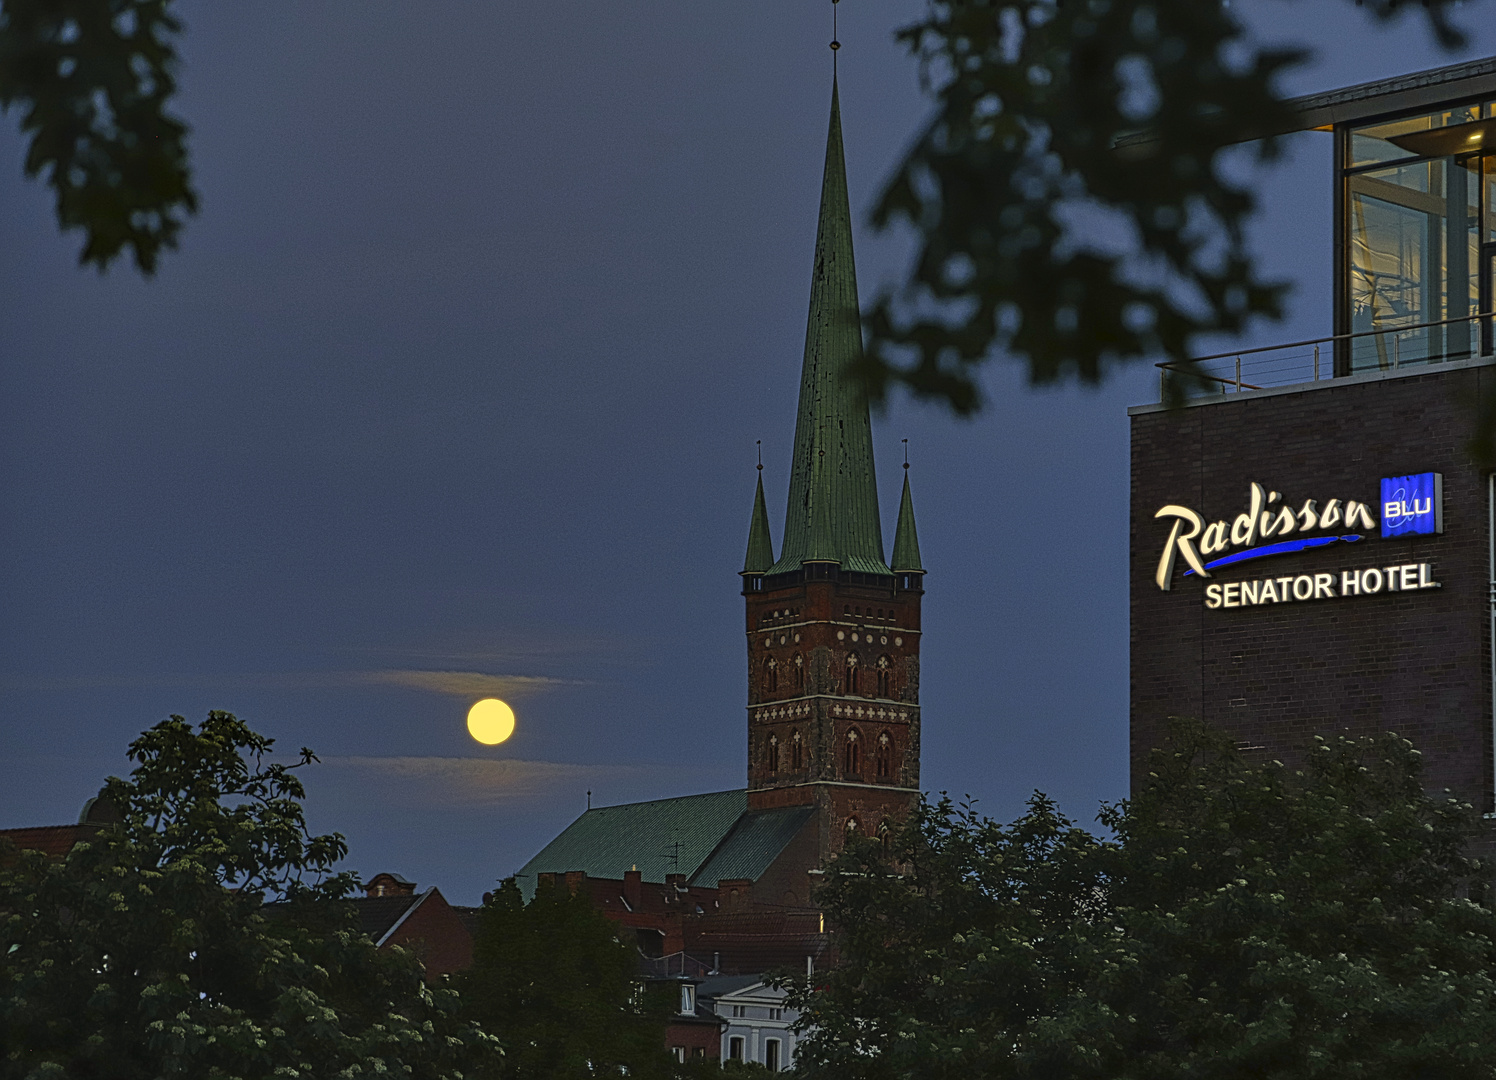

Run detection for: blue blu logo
[[1381, 473, 1442, 538]]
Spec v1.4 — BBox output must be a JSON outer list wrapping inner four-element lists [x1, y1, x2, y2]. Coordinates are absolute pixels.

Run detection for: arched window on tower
[[844, 729, 861, 775], [791, 729, 803, 770], [793, 653, 805, 692], [844, 653, 860, 696], [875, 730, 892, 779], [764, 656, 777, 694], [876, 655, 892, 698], [878, 820, 892, 856], [767, 733, 779, 776]]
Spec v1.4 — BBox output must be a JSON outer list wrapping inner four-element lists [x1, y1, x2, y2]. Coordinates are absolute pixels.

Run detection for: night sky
[[3, 2, 1491, 903]]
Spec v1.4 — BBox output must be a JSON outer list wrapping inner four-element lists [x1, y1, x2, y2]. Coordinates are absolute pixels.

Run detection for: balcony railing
[[1155, 311, 1494, 400]]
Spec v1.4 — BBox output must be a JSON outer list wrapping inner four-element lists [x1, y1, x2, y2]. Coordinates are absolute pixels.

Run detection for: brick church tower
[[739, 80, 925, 866]]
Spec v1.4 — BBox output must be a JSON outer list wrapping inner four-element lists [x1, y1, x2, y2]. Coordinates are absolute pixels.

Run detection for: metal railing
[[639, 951, 715, 979], [1156, 310, 1494, 399]]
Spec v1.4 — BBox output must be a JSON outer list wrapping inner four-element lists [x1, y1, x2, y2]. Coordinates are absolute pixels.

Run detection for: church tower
[[740, 80, 925, 864]]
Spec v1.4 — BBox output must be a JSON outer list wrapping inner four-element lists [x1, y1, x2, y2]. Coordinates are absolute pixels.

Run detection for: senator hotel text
[[1204, 563, 1440, 609]]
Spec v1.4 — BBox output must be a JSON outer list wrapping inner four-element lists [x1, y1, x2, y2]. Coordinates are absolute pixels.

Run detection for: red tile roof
[[0, 824, 98, 860]]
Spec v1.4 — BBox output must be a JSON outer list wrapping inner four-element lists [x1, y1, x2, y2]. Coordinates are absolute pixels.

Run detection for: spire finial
[[831, 0, 840, 67], [902, 438, 909, 470], [757, 439, 763, 472]]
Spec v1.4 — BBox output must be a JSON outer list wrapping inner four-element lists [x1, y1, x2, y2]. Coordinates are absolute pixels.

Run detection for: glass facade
[[1342, 100, 1496, 372]]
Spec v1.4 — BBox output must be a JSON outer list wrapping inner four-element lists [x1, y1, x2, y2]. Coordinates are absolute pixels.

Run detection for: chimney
[[664, 873, 687, 899], [719, 877, 753, 913], [364, 872, 417, 899], [564, 870, 587, 896], [623, 868, 642, 910]]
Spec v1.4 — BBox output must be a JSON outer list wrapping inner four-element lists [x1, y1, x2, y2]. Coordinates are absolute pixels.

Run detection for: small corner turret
[[742, 474, 776, 580], [891, 470, 924, 584]]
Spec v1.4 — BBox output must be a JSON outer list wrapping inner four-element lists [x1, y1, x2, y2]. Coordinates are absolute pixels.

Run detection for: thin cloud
[[356, 670, 563, 700], [0, 669, 567, 698], [322, 755, 649, 806]]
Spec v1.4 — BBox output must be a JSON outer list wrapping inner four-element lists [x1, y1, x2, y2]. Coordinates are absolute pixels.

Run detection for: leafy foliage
[[456, 878, 669, 1080], [788, 717, 1496, 1079], [0, 712, 492, 1079], [0, 0, 196, 273], [862, 0, 1465, 412]]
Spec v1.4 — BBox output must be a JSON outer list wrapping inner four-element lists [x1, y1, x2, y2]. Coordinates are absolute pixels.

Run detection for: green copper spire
[[769, 79, 890, 577], [742, 473, 775, 574], [891, 470, 924, 573]]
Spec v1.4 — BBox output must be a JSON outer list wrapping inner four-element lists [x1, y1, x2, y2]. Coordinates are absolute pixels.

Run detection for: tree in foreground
[[0, 0, 196, 274], [455, 878, 669, 1080], [0, 712, 493, 1079], [860, 0, 1466, 414], [788, 717, 1496, 1079]]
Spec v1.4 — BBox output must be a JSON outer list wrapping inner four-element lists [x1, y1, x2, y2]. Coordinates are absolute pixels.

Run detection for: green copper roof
[[769, 80, 891, 578], [513, 789, 747, 899], [891, 471, 924, 573], [743, 474, 775, 574], [690, 806, 815, 888]]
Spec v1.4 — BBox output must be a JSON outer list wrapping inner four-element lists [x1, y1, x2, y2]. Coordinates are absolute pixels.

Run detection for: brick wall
[[1130, 362, 1496, 811], [383, 889, 474, 978]]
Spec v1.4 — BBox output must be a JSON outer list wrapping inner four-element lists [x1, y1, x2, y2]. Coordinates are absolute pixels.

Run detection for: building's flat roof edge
[[1289, 54, 1496, 130], [1126, 354, 1496, 417]]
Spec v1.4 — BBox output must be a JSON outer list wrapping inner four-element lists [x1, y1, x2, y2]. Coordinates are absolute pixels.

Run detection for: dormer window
[[680, 984, 696, 1015]]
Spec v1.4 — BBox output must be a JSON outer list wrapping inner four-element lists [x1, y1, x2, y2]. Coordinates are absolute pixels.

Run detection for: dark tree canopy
[[455, 878, 670, 1080], [0, 0, 196, 274], [787, 717, 1496, 1079], [862, 0, 1467, 414], [0, 712, 492, 1079]]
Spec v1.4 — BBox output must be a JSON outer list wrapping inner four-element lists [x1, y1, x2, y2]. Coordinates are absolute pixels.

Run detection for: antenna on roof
[[663, 838, 684, 873]]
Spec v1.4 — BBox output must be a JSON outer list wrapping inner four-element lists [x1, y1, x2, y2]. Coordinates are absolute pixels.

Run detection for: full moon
[[466, 698, 515, 745]]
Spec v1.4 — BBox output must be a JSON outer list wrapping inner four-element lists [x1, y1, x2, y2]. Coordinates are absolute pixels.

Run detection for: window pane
[[1349, 101, 1492, 168], [1346, 156, 1482, 371]]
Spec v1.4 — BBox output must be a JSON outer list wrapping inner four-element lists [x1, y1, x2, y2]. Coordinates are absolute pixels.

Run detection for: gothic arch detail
[[844, 727, 861, 775], [875, 729, 892, 779]]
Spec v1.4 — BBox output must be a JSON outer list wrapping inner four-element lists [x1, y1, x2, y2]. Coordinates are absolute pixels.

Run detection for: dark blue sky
[[2, 1, 1490, 903]]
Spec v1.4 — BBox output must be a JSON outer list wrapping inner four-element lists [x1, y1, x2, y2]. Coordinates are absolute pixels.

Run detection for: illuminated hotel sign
[[1154, 476, 1443, 605], [1381, 472, 1443, 537]]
